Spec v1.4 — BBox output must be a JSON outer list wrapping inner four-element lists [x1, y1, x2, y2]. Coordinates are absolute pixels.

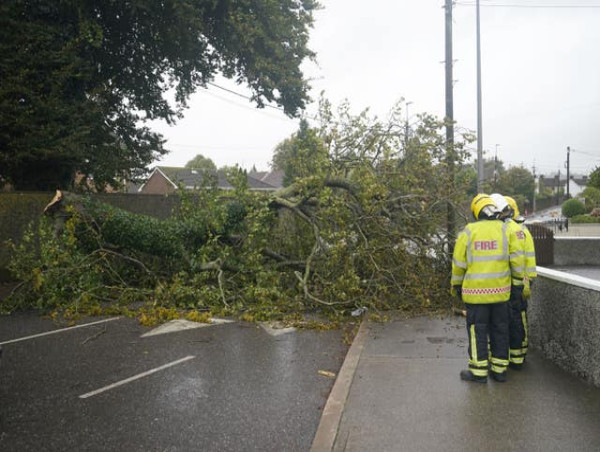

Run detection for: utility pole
[[476, 0, 484, 193], [566, 146, 570, 198], [557, 169, 561, 205], [405, 101, 412, 148], [444, 0, 456, 247], [532, 161, 537, 214], [493, 144, 499, 191]]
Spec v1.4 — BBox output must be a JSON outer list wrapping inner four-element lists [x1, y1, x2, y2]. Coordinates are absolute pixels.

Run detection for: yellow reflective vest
[[451, 219, 525, 304], [506, 219, 527, 286], [519, 223, 537, 298], [521, 225, 537, 279]]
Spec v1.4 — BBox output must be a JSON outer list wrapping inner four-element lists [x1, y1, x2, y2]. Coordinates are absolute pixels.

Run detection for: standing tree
[[457, 157, 506, 197], [185, 155, 217, 173], [0, 0, 319, 190], [498, 166, 535, 205], [271, 137, 294, 172], [278, 119, 329, 186], [588, 166, 600, 190]]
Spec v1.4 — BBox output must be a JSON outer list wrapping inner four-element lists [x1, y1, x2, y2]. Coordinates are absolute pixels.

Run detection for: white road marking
[[0, 317, 123, 345], [79, 355, 196, 399], [141, 318, 234, 338]]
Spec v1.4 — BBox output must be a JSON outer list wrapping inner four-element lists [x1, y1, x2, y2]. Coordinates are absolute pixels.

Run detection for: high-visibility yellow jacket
[[521, 225, 537, 279], [451, 219, 525, 304], [519, 223, 537, 299], [506, 219, 527, 286]]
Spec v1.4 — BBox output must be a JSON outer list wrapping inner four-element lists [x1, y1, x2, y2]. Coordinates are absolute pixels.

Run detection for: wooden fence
[[527, 224, 554, 266]]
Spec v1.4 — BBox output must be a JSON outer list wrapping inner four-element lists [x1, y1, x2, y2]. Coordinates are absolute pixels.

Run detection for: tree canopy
[[185, 154, 217, 173], [458, 157, 535, 209], [562, 198, 585, 218], [271, 119, 328, 186], [588, 166, 600, 190], [582, 186, 600, 212], [0, 0, 319, 190], [497, 166, 535, 202]]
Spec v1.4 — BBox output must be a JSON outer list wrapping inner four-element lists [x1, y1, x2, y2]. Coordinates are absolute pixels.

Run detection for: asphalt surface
[[311, 315, 600, 452], [0, 313, 350, 452]]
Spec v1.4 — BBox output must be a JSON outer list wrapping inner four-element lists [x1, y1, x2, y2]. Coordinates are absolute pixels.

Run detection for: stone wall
[[529, 267, 600, 387]]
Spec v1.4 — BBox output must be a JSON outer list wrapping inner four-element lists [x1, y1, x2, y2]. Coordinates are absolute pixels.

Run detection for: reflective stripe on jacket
[[451, 219, 525, 304]]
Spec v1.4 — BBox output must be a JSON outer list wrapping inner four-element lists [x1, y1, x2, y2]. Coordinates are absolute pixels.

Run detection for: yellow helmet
[[504, 196, 519, 217], [470, 193, 497, 220]]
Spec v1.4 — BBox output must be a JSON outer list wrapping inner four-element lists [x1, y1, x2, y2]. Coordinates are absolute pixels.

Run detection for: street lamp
[[476, 0, 483, 193], [405, 101, 413, 147], [493, 144, 500, 190]]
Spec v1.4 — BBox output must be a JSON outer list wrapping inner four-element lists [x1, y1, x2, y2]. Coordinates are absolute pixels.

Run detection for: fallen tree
[[3, 102, 473, 320]]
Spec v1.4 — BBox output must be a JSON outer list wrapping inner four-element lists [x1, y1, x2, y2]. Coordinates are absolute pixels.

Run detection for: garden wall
[[0, 192, 180, 281], [529, 267, 600, 387]]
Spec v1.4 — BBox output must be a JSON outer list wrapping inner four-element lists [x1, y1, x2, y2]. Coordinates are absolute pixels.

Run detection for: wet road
[[0, 314, 350, 451]]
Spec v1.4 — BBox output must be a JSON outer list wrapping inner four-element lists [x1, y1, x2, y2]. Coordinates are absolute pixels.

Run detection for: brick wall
[[139, 172, 176, 195]]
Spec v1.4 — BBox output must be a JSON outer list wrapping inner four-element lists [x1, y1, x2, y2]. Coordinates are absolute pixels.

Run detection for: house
[[248, 170, 284, 189], [138, 167, 283, 194], [539, 174, 588, 198], [569, 175, 589, 197]]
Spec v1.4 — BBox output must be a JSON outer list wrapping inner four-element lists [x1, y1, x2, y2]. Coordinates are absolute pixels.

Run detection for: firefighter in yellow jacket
[[490, 193, 528, 369], [451, 194, 525, 383], [505, 195, 536, 368]]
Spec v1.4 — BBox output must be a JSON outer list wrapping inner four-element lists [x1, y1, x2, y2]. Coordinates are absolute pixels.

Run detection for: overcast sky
[[152, 0, 600, 178]]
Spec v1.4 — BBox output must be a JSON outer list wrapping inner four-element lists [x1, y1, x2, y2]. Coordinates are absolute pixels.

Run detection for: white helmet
[[490, 193, 509, 213]]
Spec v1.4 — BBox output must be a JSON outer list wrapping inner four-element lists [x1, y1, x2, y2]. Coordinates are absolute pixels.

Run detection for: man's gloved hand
[[451, 285, 462, 301], [523, 282, 531, 300]]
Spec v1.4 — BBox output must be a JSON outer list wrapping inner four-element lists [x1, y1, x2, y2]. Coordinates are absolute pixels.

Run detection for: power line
[[207, 82, 295, 115], [207, 82, 285, 113], [199, 88, 293, 122], [167, 143, 269, 151], [570, 148, 600, 158], [456, 2, 600, 8], [205, 82, 318, 121]]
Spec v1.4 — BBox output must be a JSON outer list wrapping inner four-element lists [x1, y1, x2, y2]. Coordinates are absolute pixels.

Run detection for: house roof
[[248, 170, 284, 189], [540, 174, 588, 187], [153, 167, 277, 191]]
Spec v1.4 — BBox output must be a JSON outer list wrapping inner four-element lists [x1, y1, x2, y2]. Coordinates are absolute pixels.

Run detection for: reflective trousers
[[465, 302, 509, 377], [508, 287, 528, 365]]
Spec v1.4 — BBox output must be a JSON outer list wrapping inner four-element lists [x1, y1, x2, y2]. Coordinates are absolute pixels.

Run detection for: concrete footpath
[[311, 315, 600, 452]]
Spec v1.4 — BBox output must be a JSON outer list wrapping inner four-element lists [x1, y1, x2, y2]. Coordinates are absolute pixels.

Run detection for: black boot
[[508, 362, 523, 370], [490, 371, 507, 382], [460, 370, 487, 383]]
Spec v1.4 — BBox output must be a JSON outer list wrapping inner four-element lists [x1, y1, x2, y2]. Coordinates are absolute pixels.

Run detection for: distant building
[[137, 167, 284, 195], [539, 174, 588, 198], [248, 170, 284, 189]]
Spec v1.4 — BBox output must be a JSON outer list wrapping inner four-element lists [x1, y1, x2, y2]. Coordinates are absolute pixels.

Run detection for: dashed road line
[[79, 355, 196, 399], [0, 317, 123, 346]]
